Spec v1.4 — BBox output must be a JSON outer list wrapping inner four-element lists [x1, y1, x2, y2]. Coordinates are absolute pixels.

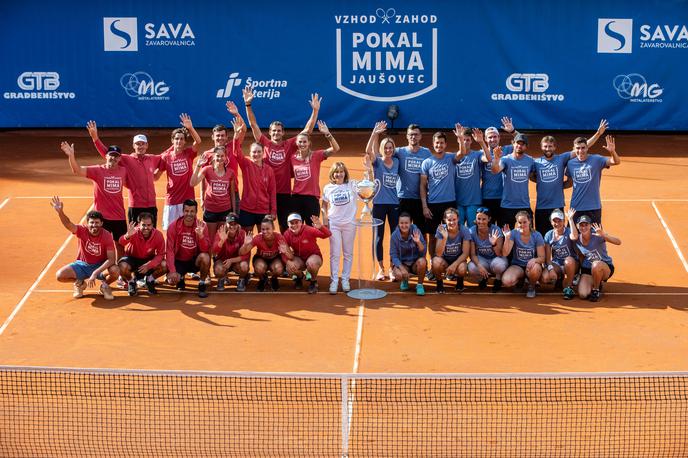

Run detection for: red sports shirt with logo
[[160, 147, 197, 205], [259, 134, 298, 194], [75, 225, 114, 265], [212, 228, 250, 262], [232, 140, 276, 215], [283, 224, 331, 260], [291, 150, 327, 198], [201, 165, 235, 213], [85, 165, 127, 220], [165, 218, 210, 270], [118, 228, 166, 268]]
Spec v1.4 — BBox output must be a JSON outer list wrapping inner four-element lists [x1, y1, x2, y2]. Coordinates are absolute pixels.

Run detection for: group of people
[[53, 88, 622, 302]]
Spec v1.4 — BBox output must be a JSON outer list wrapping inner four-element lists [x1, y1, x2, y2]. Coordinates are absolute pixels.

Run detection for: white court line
[[0, 204, 94, 336], [352, 301, 365, 373], [652, 201, 688, 274], [0, 197, 10, 211]]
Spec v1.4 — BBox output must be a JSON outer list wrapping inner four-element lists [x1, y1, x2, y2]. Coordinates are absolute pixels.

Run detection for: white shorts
[[162, 204, 184, 230]]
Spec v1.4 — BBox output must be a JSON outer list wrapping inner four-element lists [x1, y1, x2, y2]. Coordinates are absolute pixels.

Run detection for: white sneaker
[[389, 268, 397, 282], [342, 279, 351, 292], [116, 277, 127, 290], [73, 280, 85, 299], [329, 281, 338, 295], [100, 283, 115, 300]]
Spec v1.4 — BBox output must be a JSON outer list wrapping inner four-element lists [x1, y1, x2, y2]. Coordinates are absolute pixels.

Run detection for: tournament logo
[[491, 73, 564, 102], [510, 166, 529, 183], [404, 156, 423, 173], [216, 72, 286, 100], [171, 159, 189, 176], [85, 240, 102, 257], [597, 18, 632, 53], [120, 72, 170, 101], [430, 162, 449, 181], [574, 165, 592, 184], [457, 159, 475, 179], [539, 165, 558, 183], [181, 233, 196, 250], [516, 247, 534, 260], [104, 176, 123, 193], [104, 17, 138, 52], [383, 172, 397, 188], [211, 180, 229, 196], [331, 190, 352, 206], [586, 249, 602, 262], [293, 165, 311, 181], [4, 72, 76, 100], [268, 149, 287, 165], [553, 245, 571, 259], [335, 7, 438, 101], [613, 73, 663, 103]]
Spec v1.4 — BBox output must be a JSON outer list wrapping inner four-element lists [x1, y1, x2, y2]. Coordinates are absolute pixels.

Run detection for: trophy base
[[347, 288, 388, 300], [354, 217, 383, 227]]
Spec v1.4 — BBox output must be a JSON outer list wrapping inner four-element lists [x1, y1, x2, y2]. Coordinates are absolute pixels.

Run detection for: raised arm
[[86, 120, 108, 157], [365, 121, 387, 164], [592, 223, 622, 245], [242, 85, 262, 141], [586, 119, 608, 148], [61, 142, 87, 178], [189, 161, 205, 187], [473, 128, 491, 163], [490, 146, 504, 173], [180, 113, 202, 152], [566, 208, 579, 240], [501, 224, 514, 257], [300, 93, 321, 135], [50, 196, 77, 233], [501, 116, 519, 138], [318, 121, 340, 157], [452, 122, 468, 163], [226, 101, 246, 144], [602, 135, 621, 166]]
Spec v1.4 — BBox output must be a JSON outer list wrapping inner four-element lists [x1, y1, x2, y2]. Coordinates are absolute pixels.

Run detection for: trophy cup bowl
[[353, 177, 381, 225]]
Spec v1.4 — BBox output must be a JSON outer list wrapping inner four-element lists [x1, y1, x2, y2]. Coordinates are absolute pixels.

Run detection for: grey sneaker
[[73, 280, 85, 299], [99, 283, 114, 300], [526, 285, 537, 299], [236, 277, 247, 292], [216, 277, 227, 292]]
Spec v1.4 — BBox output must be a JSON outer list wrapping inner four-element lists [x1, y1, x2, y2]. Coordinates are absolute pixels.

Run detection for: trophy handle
[[372, 178, 382, 201]]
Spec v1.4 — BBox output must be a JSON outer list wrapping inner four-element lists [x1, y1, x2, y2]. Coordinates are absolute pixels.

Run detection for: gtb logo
[[104, 17, 138, 52], [598, 18, 633, 53], [17, 72, 60, 91], [216, 73, 242, 98], [506, 73, 548, 92]]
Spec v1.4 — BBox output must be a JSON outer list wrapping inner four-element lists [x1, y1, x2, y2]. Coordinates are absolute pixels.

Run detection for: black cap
[[106, 145, 122, 156], [577, 215, 592, 224], [226, 212, 240, 223], [513, 133, 528, 145]]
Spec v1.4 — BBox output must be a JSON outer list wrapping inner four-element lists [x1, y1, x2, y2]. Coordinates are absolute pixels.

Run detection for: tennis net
[[1, 366, 687, 457]]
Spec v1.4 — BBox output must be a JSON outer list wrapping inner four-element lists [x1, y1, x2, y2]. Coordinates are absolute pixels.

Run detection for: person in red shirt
[[157, 113, 203, 230], [238, 216, 287, 292], [61, 141, 128, 259], [86, 121, 163, 227], [211, 212, 250, 292], [190, 146, 236, 245], [282, 213, 331, 294], [290, 120, 340, 225], [243, 85, 321, 232], [230, 120, 277, 232], [51, 196, 118, 300], [165, 199, 211, 298], [118, 212, 167, 296]]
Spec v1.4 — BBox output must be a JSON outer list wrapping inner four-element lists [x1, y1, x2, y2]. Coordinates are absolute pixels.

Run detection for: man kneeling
[[118, 212, 167, 296], [212, 212, 250, 292]]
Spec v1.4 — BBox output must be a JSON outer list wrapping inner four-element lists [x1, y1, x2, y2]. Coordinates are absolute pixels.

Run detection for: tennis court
[[1, 129, 687, 456]]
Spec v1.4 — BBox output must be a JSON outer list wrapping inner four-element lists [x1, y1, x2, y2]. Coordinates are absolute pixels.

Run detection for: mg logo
[[17, 72, 60, 91], [506, 73, 548, 92], [613, 73, 663, 101], [104, 17, 138, 52], [598, 18, 633, 53]]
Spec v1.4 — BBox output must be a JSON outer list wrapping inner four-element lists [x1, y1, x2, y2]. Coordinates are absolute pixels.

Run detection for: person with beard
[[480, 117, 517, 226], [118, 212, 167, 296], [453, 127, 491, 227], [394, 124, 432, 236], [491, 134, 536, 227]]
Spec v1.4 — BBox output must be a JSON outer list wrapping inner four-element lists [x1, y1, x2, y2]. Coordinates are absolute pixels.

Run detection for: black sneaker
[[478, 278, 488, 290], [145, 279, 158, 295], [198, 281, 208, 298], [455, 277, 465, 292], [308, 281, 318, 294], [176, 279, 186, 291], [589, 289, 601, 302], [256, 277, 267, 292], [271, 276, 280, 291], [492, 279, 502, 293], [294, 277, 303, 290], [236, 277, 247, 292], [436, 279, 445, 294], [127, 280, 137, 297], [426, 271, 436, 281]]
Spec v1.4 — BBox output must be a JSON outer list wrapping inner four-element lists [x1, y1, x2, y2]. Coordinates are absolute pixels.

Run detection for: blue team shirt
[[393, 146, 432, 199], [534, 153, 571, 209], [372, 157, 400, 205], [421, 153, 456, 204], [455, 150, 484, 206], [509, 229, 544, 267], [469, 224, 503, 260], [544, 227, 575, 264], [481, 145, 512, 199], [575, 234, 613, 269], [434, 225, 470, 261], [499, 153, 536, 208], [566, 154, 609, 211]]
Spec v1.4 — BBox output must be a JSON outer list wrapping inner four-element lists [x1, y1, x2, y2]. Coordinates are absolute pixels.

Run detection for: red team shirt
[[160, 147, 197, 205], [259, 134, 298, 195], [283, 224, 331, 260], [201, 144, 239, 188], [251, 232, 286, 261], [201, 165, 235, 213], [231, 140, 277, 215], [85, 165, 127, 220], [166, 218, 210, 270], [75, 225, 114, 265], [212, 228, 250, 262], [291, 150, 327, 198], [94, 140, 162, 208], [118, 229, 166, 268]]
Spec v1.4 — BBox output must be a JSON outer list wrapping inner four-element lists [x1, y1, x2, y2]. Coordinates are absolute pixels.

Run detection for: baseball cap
[[513, 133, 528, 145], [226, 212, 240, 224], [550, 209, 565, 221], [287, 213, 302, 222], [133, 134, 148, 143], [577, 215, 592, 224], [106, 145, 121, 156]]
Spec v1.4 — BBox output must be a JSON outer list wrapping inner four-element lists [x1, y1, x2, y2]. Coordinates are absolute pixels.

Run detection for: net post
[[340, 375, 349, 458]]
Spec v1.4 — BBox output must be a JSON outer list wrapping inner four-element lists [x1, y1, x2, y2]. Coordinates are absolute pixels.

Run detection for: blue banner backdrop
[[1, 0, 686, 130]]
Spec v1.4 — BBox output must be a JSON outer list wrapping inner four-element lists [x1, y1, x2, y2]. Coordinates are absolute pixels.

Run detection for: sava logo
[[597, 19, 632, 53], [3, 71, 76, 100], [639, 23, 688, 49], [491, 73, 565, 102], [103, 17, 195, 51], [335, 7, 438, 101], [216, 72, 286, 100], [613, 74, 663, 103]]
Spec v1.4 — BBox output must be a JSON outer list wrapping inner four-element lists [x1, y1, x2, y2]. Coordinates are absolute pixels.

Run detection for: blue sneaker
[[400, 279, 409, 291], [416, 284, 425, 296]]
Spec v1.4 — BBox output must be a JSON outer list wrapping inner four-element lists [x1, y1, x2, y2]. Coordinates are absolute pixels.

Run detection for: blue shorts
[[69, 260, 102, 280]]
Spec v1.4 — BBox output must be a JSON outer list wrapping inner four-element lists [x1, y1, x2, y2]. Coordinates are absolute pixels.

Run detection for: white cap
[[133, 134, 148, 143], [287, 213, 302, 222], [550, 209, 565, 221]]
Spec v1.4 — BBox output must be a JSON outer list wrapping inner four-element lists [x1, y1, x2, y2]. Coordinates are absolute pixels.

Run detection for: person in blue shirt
[[390, 212, 428, 296], [468, 207, 508, 292], [491, 133, 536, 228], [454, 127, 491, 227], [501, 211, 545, 298], [567, 209, 621, 302], [481, 117, 517, 226], [566, 135, 621, 225], [394, 124, 432, 236], [365, 121, 400, 281], [430, 208, 471, 294], [541, 209, 578, 300]]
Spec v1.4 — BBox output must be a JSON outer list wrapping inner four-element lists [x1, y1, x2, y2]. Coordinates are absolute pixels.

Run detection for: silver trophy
[[352, 170, 381, 225]]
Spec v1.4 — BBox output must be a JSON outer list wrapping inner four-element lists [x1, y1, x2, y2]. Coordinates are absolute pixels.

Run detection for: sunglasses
[[476, 207, 490, 214]]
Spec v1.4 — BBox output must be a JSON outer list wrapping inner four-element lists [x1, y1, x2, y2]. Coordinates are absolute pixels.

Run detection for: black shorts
[[399, 198, 428, 234], [103, 219, 128, 241], [128, 207, 158, 228], [573, 209, 603, 225], [204, 209, 231, 223], [500, 207, 533, 228], [581, 264, 615, 278], [428, 201, 455, 234], [118, 256, 154, 278], [534, 207, 563, 235], [239, 209, 267, 229], [290, 194, 320, 226], [276, 193, 292, 232], [252, 255, 283, 268], [481, 198, 502, 227], [174, 259, 199, 276]]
